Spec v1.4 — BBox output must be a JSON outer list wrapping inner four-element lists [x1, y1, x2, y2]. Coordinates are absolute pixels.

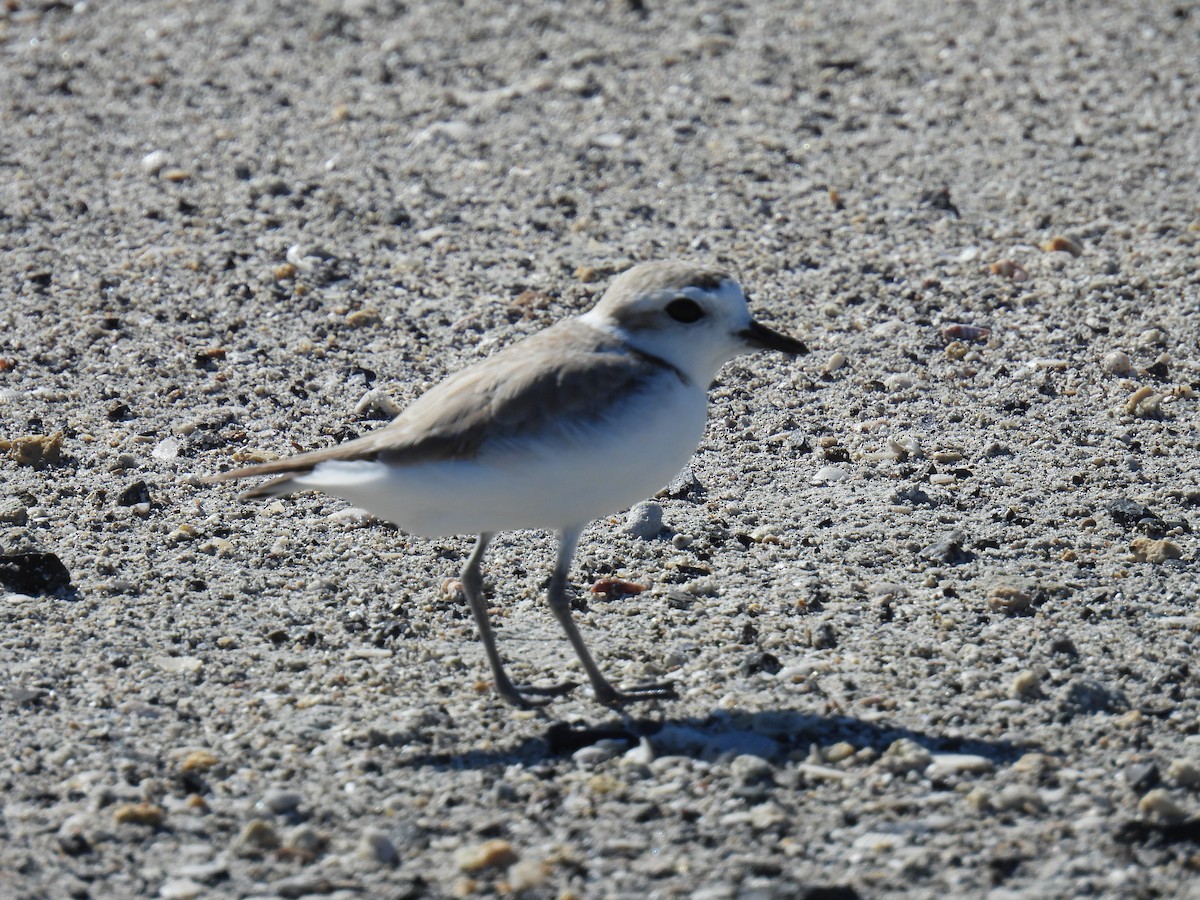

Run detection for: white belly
[[289, 378, 710, 536]]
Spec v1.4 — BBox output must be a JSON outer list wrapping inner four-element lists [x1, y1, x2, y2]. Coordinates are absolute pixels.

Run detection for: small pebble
[[283, 823, 325, 856], [454, 838, 519, 872], [589, 577, 646, 597], [155, 656, 203, 675], [944, 340, 968, 361], [237, 819, 280, 852], [622, 500, 663, 540], [748, 801, 789, 829], [199, 538, 234, 557], [823, 742, 856, 764], [812, 464, 849, 484], [965, 787, 990, 811], [1108, 498, 1155, 526], [1130, 537, 1183, 564], [624, 737, 654, 766], [1139, 788, 1187, 821], [877, 738, 932, 775], [1013, 752, 1052, 775], [326, 507, 384, 527], [807, 622, 837, 649], [270, 875, 336, 896], [989, 258, 1028, 281], [1125, 762, 1160, 793], [730, 754, 775, 784], [173, 860, 228, 882], [3, 431, 63, 467], [988, 584, 1034, 615], [56, 814, 92, 856], [1168, 759, 1200, 789], [993, 785, 1045, 813], [259, 788, 304, 815], [573, 740, 625, 768], [823, 351, 847, 373], [345, 308, 381, 328], [0, 501, 28, 525], [359, 827, 398, 866], [112, 802, 164, 826], [1042, 235, 1082, 256], [1101, 350, 1134, 376], [158, 879, 203, 900], [507, 858, 549, 891], [1138, 327, 1167, 347], [919, 530, 969, 565], [591, 132, 626, 149], [926, 754, 994, 779], [179, 750, 219, 773], [354, 388, 403, 419], [941, 323, 990, 343], [141, 149, 170, 175], [0, 551, 72, 596], [152, 437, 181, 460], [1009, 669, 1041, 698]]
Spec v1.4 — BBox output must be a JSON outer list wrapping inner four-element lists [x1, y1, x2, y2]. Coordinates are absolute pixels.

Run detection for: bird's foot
[[494, 679, 578, 708], [592, 680, 678, 706]]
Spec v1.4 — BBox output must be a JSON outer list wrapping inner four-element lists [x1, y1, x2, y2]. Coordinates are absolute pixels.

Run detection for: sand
[[2, 1, 1198, 897]]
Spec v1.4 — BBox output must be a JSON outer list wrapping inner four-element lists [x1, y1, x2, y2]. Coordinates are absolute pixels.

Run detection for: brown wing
[[205, 321, 668, 487]]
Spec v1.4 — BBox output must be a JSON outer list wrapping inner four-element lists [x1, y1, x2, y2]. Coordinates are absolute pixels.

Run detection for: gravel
[[2, 0, 1199, 897]]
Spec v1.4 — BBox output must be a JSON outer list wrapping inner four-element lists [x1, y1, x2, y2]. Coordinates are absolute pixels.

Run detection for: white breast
[[289, 374, 711, 536]]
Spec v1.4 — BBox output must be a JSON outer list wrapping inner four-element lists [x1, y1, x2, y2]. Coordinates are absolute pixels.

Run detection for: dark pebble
[[1108, 499, 1154, 527], [1048, 637, 1078, 656], [741, 651, 783, 676], [919, 530, 972, 565], [0, 552, 73, 596], [659, 464, 705, 501], [1134, 515, 1168, 536], [118, 481, 151, 507], [808, 623, 837, 649], [1124, 762, 1160, 793], [891, 486, 934, 507], [1114, 817, 1200, 846]]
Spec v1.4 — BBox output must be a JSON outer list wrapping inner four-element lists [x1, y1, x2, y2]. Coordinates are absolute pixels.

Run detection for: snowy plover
[[207, 260, 807, 707]]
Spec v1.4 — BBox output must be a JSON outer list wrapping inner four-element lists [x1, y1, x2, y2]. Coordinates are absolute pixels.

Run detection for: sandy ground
[[2, 0, 1199, 897]]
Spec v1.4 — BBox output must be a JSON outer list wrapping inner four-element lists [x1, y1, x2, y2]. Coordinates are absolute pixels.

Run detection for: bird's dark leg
[[459, 533, 576, 707], [545, 526, 677, 706]]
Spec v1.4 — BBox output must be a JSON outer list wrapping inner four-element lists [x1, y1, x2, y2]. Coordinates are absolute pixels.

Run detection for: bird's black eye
[[666, 298, 705, 323]]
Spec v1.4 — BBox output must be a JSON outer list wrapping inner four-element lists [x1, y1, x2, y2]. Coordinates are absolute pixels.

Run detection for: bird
[[206, 260, 807, 707]]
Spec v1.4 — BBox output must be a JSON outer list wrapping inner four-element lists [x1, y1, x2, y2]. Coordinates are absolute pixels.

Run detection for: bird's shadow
[[396, 707, 1032, 771]]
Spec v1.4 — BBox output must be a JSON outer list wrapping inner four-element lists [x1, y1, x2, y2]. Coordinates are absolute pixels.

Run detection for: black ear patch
[[666, 298, 705, 323]]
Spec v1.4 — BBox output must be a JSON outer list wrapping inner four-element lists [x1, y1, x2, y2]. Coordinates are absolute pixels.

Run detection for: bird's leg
[[546, 527, 677, 706], [459, 533, 575, 708]]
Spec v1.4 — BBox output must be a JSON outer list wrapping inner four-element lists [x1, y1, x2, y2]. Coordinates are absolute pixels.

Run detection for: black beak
[[739, 319, 808, 355]]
